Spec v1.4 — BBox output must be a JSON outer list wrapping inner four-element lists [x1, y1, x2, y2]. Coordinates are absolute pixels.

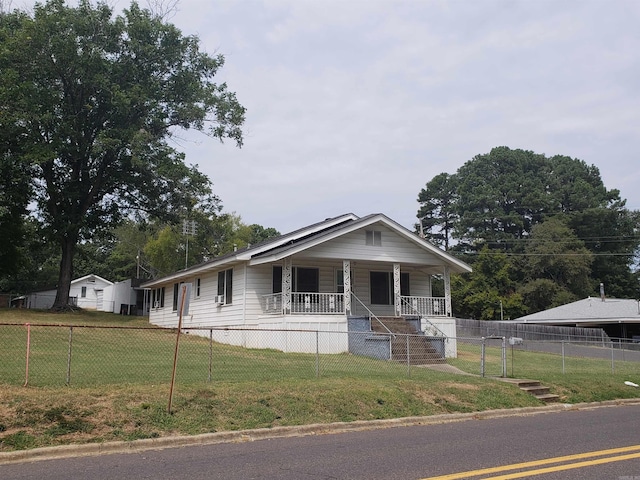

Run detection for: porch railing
[[400, 295, 446, 317], [261, 293, 448, 320], [261, 292, 345, 315], [351, 292, 394, 336], [262, 293, 283, 314], [400, 296, 447, 338]]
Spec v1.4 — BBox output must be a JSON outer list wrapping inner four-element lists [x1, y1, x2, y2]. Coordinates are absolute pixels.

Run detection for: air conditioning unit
[[215, 295, 225, 306]]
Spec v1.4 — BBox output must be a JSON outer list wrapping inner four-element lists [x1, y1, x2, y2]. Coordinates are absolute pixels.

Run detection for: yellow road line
[[421, 444, 640, 480], [484, 451, 640, 479]]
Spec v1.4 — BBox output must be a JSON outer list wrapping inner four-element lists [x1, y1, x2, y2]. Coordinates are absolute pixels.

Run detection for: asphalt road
[[2, 403, 640, 479]]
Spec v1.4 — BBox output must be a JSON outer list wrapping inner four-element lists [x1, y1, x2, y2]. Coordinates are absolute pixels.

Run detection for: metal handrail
[[350, 293, 394, 336], [400, 297, 447, 338]]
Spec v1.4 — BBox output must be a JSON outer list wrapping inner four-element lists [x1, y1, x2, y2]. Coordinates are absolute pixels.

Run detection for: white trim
[[142, 213, 472, 288]]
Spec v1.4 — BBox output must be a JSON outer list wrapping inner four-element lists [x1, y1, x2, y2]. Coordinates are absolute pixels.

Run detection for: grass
[[1, 308, 639, 452]]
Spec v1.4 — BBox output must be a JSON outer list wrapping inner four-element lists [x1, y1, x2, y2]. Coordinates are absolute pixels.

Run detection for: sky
[[18, 0, 640, 234]]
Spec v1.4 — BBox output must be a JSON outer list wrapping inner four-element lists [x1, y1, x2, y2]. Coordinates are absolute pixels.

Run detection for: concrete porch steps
[[498, 378, 560, 403], [371, 316, 419, 334], [372, 316, 446, 365], [390, 336, 447, 365]]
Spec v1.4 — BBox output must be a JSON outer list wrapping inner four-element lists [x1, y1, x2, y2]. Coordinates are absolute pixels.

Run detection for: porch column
[[283, 257, 292, 314], [426, 274, 432, 297], [343, 260, 351, 315], [444, 266, 452, 317], [393, 263, 401, 316]]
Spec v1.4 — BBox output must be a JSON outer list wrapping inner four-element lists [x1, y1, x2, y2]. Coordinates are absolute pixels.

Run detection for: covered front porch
[[261, 291, 448, 317], [258, 259, 454, 321]]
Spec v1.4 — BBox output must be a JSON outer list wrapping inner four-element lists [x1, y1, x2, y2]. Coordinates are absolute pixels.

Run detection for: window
[[81, 286, 87, 298], [401, 272, 410, 296], [218, 269, 233, 304], [173, 283, 179, 311], [365, 230, 382, 246], [336, 270, 344, 294], [370, 271, 410, 305], [292, 267, 319, 292], [195, 278, 201, 297], [272, 266, 282, 294], [271, 266, 320, 293], [152, 287, 165, 308], [370, 272, 390, 304]]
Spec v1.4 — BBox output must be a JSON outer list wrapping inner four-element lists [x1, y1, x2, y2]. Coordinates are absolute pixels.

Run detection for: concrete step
[[372, 317, 419, 334], [497, 378, 560, 403], [391, 336, 446, 364], [535, 393, 561, 403], [520, 385, 551, 396]]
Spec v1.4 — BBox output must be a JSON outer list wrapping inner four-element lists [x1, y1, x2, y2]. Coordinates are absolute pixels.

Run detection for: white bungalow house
[[142, 213, 472, 359], [25, 274, 113, 310]]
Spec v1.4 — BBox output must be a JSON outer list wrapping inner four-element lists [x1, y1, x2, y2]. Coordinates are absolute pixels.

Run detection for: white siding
[[422, 317, 457, 358], [146, 220, 457, 354], [70, 277, 112, 310], [149, 266, 246, 329], [299, 225, 445, 266]]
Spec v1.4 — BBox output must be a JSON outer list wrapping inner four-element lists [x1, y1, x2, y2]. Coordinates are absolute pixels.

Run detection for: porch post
[[343, 260, 351, 315], [426, 275, 432, 297], [444, 266, 452, 317], [393, 263, 401, 316], [283, 257, 292, 314]]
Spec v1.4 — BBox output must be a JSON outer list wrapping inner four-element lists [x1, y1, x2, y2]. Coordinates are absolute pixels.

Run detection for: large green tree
[[419, 147, 640, 315], [0, 1, 245, 308], [521, 218, 594, 307], [0, 7, 32, 280], [452, 247, 527, 320], [0, 147, 31, 277], [143, 212, 281, 277], [416, 172, 458, 250]]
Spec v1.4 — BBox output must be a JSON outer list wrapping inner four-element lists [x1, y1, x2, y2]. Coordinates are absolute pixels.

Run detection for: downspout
[[242, 263, 247, 325]]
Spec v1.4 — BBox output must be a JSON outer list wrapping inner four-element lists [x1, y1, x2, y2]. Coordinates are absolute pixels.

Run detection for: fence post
[[481, 337, 485, 377], [208, 329, 213, 383], [561, 340, 565, 374], [611, 341, 615, 374], [315, 331, 320, 378], [168, 284, 188, 414], [66, 326, 73, 385], [501, 337, 506, 378], [23, 323, 31, 387], [406, 335, 411, 377]]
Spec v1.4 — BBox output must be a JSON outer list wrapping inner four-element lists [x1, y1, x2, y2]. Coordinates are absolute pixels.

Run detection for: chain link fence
[[1, 323, 640, 388]]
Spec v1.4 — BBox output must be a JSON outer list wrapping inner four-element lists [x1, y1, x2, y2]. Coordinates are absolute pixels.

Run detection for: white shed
[[26, 274, 113, 310]]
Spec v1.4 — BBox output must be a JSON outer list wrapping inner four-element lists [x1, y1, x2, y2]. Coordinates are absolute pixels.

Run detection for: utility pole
[[182, 219, 197, 269]]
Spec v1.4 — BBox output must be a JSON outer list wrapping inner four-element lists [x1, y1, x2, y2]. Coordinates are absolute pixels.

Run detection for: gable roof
[[71, 274, 113, 286], [141, 213, 472, 288], [28, 274, 113, 294], [515, 297, 640, 326]]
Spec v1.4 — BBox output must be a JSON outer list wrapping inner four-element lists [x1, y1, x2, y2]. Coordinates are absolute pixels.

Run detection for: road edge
[[2, 398, 640, 465]]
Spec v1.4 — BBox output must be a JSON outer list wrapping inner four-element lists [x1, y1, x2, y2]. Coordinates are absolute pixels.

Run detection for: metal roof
[[141, 212, 472, 288], [515, 297, 640, 325]]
